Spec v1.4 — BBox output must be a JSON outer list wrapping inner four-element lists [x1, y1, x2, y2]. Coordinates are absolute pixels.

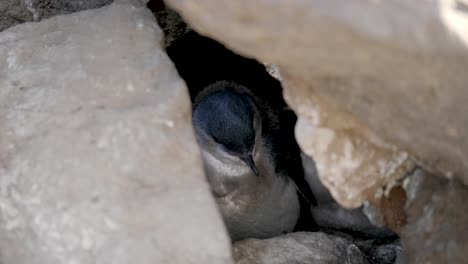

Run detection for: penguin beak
[[243, 153, 259, 176]]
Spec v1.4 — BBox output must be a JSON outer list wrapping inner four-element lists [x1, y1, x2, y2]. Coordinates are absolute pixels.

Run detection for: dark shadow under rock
[[401, 169, 468, 263], [0, 0, 32, 32], [147, 0, 191, 47]]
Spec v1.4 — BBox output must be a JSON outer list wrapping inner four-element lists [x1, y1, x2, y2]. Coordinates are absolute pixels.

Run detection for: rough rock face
[[283, 76, 415, 208], [401, 169, 468, 263], [0, 0, 113, 32], [165, 0, 468, 187], [0, 1, 232, 263], [302, 154, 394, 238], [233, 232, 368, 264]]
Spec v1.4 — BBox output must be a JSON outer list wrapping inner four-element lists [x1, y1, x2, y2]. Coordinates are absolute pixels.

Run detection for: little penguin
[[192, 80, 301, 242]]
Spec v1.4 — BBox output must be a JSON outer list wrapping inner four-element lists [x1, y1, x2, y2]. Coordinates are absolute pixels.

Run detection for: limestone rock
[[302, 154, 395, 237], [0, 1, 232, 264], [283, 76, 415, 208], [401, 169, 468, 263], [165, 0, 468, 186], [233, 232, 368, 264]]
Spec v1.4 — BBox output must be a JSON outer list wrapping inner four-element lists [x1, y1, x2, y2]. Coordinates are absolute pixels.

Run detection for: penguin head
[[193, 86, 261, 176]]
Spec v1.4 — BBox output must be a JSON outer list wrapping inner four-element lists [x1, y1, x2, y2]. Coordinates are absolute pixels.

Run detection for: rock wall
[[0, 1, 232, 263], [283, 75, 415, 208]]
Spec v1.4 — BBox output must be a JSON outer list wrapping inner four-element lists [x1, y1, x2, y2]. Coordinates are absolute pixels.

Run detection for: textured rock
[[401, 169, 468, 263], [0, 0, 113, 32], [233, 232, 368, 264], [165, 0, 468, 186], [302, 154, 395, 237], [0, 1, 232, 264], [283, 76, 415, 208]]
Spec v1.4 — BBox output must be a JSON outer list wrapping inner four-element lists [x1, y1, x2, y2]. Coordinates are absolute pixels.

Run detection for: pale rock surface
[[165, 0, 468, 187], [233, 232, 368, 264], [302, 154, 394, 237], [283, 76, 415, 208], [0, 1, 232, 263]]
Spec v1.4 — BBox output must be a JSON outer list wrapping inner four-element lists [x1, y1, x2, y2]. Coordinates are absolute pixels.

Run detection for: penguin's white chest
[[201, 149, 300, 241]]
